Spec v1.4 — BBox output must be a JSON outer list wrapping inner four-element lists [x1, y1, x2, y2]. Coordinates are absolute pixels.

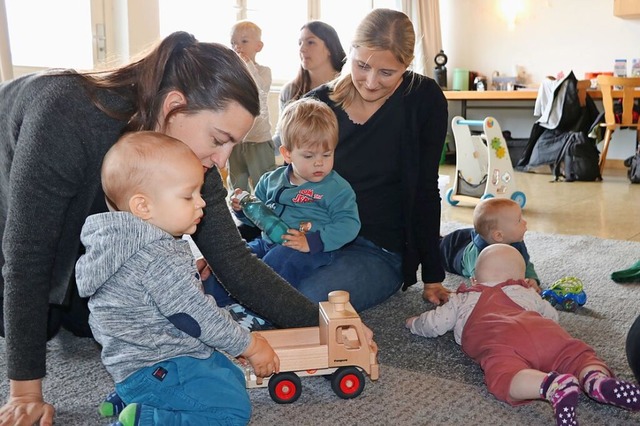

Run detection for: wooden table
[[444, 89, 605, 117]]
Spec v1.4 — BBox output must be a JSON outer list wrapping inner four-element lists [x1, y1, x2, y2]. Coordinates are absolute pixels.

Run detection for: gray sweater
[[0, 70, 318, 381], [76, 213, 250, 383]]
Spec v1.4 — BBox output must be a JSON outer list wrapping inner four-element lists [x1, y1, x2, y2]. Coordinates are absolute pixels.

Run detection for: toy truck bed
[[262, 327, 330, 372]]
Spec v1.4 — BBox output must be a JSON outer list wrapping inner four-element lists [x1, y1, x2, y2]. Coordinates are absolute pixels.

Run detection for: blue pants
[[248, 238, 332, 289], [202, 274, 237, 308], [115, 353, 250, 425], [294, 237, 403, 312]]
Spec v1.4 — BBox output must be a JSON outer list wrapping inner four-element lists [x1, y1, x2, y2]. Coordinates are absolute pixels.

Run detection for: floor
[[438, 164, 640, 242]]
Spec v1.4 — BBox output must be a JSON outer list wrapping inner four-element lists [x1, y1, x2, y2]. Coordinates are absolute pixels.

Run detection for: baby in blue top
[[231, 97, 361, 287], [440, 198, 541, 292]]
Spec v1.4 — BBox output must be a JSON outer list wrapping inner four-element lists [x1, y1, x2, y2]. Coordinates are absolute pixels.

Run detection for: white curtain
[[0, 0, 13, 81], [401, 0, 442, 78]]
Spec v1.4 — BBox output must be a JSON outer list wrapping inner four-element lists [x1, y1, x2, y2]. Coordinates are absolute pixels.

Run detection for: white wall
[[440, 0, 640, 85]]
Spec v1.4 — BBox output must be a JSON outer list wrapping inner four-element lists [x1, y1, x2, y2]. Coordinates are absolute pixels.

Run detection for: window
[[158, 0, 399, 85], [158, 1, 237, 44], [5, 0, 93, 69], [3, 0, 399, 80]]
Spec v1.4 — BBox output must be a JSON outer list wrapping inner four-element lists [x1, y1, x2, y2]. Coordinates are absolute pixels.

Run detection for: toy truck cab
[[244, 290, 379, 403]]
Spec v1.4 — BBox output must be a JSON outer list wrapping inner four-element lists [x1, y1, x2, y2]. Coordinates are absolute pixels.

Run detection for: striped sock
[[540, 372, 580, 426], [582, 370, 640, 411]]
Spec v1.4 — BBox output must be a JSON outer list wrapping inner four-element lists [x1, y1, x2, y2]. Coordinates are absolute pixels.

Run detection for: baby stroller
[[445, 116, 526, 208]]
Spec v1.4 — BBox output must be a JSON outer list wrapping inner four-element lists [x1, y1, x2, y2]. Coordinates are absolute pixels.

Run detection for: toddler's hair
[[102, 131, 196, 210], [473, 198, 520, 240], [231, 20, 262, 39], [277, 97, 338, 152]]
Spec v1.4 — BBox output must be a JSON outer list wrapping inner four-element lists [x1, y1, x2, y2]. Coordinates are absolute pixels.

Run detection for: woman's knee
[[626, 315, 640, 382]]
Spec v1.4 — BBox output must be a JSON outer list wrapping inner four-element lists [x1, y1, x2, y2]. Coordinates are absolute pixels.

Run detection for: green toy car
[[541, 276, 587, 312]]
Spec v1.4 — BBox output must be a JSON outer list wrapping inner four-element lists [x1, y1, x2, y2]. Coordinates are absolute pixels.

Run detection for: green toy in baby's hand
[[611, 260, 640, 283], [541, 276, 587, 312]]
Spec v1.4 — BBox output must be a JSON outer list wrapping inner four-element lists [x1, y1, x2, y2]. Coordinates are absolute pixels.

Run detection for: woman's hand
[[422, 282, 451, 305], [361, 322, 378, 354], [0, 379, 54, 426]]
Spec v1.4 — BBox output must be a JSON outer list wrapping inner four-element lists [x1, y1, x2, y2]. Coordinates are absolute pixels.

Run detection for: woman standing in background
[[297, 8, 451, 310], [272, 21, 347, 159], [279, 20, 346, 110]]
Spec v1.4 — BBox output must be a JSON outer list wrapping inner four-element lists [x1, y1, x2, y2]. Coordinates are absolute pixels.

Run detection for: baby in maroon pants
[[406, 244, 640, 426]]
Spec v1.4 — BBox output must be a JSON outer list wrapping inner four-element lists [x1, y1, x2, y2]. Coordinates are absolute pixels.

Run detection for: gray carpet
[[1, 222, 640, 425]]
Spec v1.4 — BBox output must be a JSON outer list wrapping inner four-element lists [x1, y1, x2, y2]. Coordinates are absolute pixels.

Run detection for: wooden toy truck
[[244, 290, 379, 403]]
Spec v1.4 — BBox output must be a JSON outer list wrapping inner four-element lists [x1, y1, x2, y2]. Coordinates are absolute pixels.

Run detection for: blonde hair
[[102, 131, 196, 211], [277, 97, 338, 152], [473, 198, 520, 240], [231, 20, 262, 39], [330, 8, 415, 109]]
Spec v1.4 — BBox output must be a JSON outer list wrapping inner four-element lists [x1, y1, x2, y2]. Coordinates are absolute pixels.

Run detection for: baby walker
[[445, 116, 526, 208]]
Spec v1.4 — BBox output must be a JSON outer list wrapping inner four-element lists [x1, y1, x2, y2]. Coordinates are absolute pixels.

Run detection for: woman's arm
[[193, 168, 318, 328], [411, 77, 449, 304], [3, 82, 98, 380], [413, 78, 448, 285], [1, 75, 105, 425]]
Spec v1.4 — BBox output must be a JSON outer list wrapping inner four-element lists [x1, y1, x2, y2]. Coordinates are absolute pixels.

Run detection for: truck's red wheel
[[268, 372, 302, 404], [331, 367, 365, 399]]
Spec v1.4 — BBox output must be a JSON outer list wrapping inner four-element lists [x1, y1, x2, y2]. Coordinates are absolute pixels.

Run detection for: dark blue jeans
[[249, 238, 332, 289], [294, 236, 403, 312], [205, 236, 402, 313]]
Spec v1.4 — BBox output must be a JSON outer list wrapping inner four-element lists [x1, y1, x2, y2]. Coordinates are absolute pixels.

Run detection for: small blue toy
[[541, 276, 587, 312]]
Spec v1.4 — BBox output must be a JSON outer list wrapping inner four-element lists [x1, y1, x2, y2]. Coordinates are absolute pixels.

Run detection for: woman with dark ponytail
[[0, 31, 320, 425]]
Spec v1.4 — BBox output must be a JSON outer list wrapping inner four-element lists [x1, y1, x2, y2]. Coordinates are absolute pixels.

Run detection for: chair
[[596, 75, 640, 174], [576, 79, 591, 107]]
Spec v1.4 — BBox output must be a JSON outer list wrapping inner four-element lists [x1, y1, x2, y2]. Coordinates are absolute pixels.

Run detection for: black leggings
[[626, 315, 640, 383]]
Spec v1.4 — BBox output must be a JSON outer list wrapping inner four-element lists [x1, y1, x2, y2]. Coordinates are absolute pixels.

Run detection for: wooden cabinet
[[614, 0, 640, 18]]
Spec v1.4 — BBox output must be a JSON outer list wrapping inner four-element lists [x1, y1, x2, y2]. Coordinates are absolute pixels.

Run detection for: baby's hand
[[196, 258, 212, 281], [229, 188, 243, 212], [361, 322, 378, 355], [405, 316, 418, 329], [281, 229, 310, 252], [526, 278, 542, 294], [242, 333, 280, 378]]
